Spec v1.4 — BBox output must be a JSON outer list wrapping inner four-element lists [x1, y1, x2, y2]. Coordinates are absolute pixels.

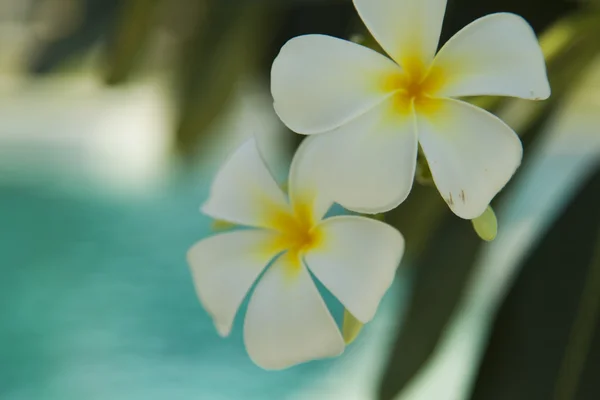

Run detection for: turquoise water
[[0, 176, 394, 400]]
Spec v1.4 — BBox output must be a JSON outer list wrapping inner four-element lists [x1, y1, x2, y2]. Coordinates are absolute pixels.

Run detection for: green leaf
[[415, 151, 434, 187], [342, 309, 363, 345], [378, 218, 482, 400], [554, 184, 600, 400], [174, 0, 273, 156], [366, 213, 386, 222], [471, 171, 600, 399], [279, 181, 288, 194], [211, 220, 236, 232], [104, 0, 160, 85], [471, 206, 498, 242]]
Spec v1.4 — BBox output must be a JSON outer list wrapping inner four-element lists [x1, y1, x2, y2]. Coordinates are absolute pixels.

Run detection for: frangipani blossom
[[271, 0, 550, 219], [187, 139, 405, 370]]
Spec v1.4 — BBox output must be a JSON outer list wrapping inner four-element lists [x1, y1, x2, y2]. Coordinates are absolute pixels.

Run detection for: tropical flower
[[271, 0, 550, 219], [187, 138, 405, 370]]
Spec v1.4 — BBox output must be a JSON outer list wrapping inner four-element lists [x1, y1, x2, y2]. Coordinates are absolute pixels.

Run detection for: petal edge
[[271, 34, 401, 134], [297, 98, 419, 215], [306, 216, 405, 323], [417, 98, 523, 219], [187, 229, 281, 336], [244, 254, 344, 370], [202, 139, 291, 229], [432, 13, 550, 100], [353, 0, 447, 68]]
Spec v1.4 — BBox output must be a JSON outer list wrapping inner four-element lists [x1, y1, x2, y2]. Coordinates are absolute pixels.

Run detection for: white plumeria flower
[[271, 0, 551, 219], [187, 138, 405, 370]]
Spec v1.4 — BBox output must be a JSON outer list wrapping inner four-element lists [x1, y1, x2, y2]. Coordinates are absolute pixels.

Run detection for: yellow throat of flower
[[267, 201, 324, 272], [383, 55, 446, 116]]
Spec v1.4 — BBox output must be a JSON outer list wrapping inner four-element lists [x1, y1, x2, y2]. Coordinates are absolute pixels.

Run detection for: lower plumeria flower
[[187, 138, 405, 370], [271, 0, 551, 219]]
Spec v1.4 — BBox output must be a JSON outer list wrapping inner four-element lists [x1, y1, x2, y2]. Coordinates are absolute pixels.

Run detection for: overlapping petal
[[432, 13, 550, 99], [353, 0, 447, 69], [305, 216, 404, 323], [417, 98, 523, 219], [244, 253, 345, 370], [271, 34, 401, 134], [202, 139, 290, 229], [298, 97, 418, 214], [187, 229, 282, 337], [288, 135, 334, 224]]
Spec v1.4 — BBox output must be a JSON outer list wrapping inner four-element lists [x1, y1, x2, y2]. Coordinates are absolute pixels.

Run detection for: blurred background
[[0, 0, 599, 399]]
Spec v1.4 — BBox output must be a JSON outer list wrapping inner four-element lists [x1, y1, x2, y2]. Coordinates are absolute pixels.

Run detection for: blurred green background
[[0, 0, 599, 399]]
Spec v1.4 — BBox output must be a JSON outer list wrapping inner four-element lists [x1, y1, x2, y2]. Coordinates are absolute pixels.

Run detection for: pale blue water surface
[[0, 172, 402, 400]]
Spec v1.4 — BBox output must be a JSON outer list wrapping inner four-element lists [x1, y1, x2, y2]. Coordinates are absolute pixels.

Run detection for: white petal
[[353, 0, 447, 68], [299, 98, 418, 214], [244, 254, 344, 370], [432, 13, 550, 99], [271, 34, 402, 134], [187, 229, 281, 337], [287, 136, 334, 224], [202, 139, 291, 229], [305, 216, 404, 323], [417, 99, 523, 219]]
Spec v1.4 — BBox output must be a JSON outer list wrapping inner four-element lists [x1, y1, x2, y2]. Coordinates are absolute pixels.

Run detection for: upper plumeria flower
[[187, 138, 405, 370], [271, 0, 550, 219]]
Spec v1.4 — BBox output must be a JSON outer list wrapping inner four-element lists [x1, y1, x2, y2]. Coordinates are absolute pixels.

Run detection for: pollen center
[[268, 202, 323, 265], [383, 58, 445, 116]]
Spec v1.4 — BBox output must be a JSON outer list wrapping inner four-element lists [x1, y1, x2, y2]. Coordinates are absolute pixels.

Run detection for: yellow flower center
[[383, 56, 446, 116], [267, 201, 323, 272]]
